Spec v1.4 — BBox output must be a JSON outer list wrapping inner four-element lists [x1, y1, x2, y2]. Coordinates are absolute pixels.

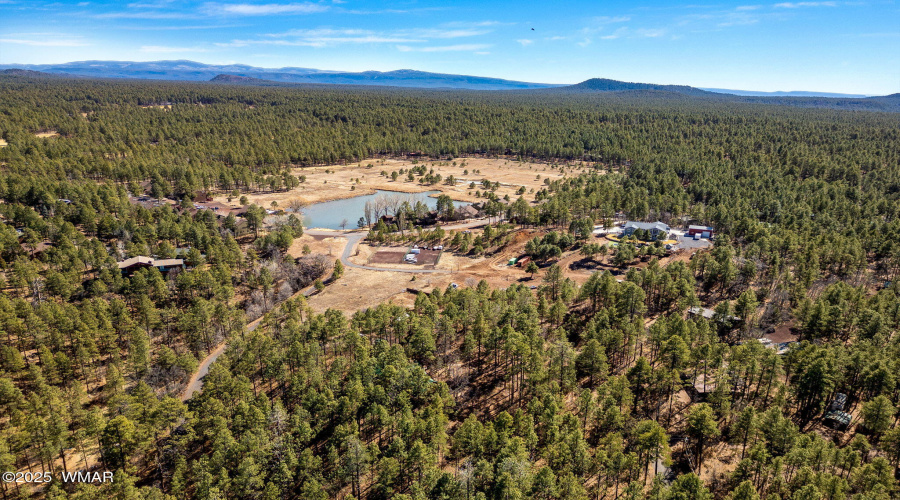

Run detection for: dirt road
[[181, 218, 490, 401], [180, 285, 317, 401]]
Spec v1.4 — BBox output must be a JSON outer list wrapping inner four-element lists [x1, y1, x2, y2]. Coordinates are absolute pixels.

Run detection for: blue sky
[[1, 0, 898, 94]]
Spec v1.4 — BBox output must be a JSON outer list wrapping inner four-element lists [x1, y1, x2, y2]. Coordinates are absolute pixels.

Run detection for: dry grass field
[[213, 157, 590, 208], [305, 266, 436, 314], [285, 233, 346, 259]]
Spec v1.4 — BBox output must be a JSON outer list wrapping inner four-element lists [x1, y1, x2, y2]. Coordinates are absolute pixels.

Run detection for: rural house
[[118, 256, 185, 276], [623, 221, 670, 240]]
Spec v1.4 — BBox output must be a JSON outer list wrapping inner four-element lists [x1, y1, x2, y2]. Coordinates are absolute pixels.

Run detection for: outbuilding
[[687, 225, 714, 238]]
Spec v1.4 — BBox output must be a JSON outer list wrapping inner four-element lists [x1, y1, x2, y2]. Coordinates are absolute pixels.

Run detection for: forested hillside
[[0, 75, 899, 499]]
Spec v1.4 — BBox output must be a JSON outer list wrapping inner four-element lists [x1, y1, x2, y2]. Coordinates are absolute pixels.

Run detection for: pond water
[[301, 190, 466, 230]]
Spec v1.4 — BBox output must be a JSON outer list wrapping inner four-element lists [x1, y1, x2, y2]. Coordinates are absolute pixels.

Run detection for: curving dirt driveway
[[180, 218, 491, 401], [180, 285, 317, 401]]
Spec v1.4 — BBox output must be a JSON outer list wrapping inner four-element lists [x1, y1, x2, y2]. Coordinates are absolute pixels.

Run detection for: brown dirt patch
[[212, 157, 592, 209], [368, 248, 441, 267], [0, 138, 6, 148], [306, 267, 438, 314], [286, 233, 346, 259], [368, 250, 409, 264], [34, 130, 60, 138], [764, 320, 799, 344]]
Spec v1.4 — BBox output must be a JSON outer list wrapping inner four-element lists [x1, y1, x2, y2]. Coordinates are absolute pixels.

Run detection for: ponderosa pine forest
[[0, 75, 899, 500]]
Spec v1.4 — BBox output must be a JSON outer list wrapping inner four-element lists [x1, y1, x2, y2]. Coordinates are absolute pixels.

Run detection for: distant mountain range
[[0, 60, 885, 97], [701, 88, 869, 98], [2, 60, 897, 112], [0, 60, 558, 90], [551, 78, 717, 97]]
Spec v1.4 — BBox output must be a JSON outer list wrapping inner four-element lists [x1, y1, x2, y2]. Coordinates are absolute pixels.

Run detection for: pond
[[301, 190, 466, 230]]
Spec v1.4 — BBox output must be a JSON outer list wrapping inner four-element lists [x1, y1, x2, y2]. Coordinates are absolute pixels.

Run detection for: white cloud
[[127, 0, 177, 8], [589, 15, 631, 25], [140, 45, 207, 53], [774, 1, 837, 7], [203, 2, 330, 16], [600, 27, 629, 40], [0, 38, 89, 47], [516, 39, 533, 46], [444, 21, 510, 27], [273, 26, 491, 40], [233, 29, 424, 47], [237, 24, 494, 48], [635, 28, 667, 38], [96, 10, 198, 19], [407, 28, 492, 39], [396, 44, 491, 52], [575, 15, 632, 45]]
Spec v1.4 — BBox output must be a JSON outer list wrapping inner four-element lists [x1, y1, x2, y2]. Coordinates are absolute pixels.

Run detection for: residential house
[[118, 256, 185, 276], [623, 221, 670, 240]]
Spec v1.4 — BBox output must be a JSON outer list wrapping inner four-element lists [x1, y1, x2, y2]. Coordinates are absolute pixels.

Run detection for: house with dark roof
[[453, 204, 480, 221], [823, 410, 851, 431]]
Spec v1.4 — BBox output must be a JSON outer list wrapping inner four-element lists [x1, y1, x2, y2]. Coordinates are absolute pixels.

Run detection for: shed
[[687, 225, 714, 238]]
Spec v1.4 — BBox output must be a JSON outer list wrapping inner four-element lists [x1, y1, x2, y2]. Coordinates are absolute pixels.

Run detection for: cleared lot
[[213, 156, 586, 208], [369, 248, 442, 267]]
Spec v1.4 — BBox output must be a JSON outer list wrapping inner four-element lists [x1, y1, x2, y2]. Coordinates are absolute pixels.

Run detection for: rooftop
[[118, 256, 184, 269], [624, 221, 670, 231]]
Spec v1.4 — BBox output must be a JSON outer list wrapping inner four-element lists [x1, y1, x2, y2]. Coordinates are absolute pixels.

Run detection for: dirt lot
[[369, 248, 442, 267], [368, 250, 409, 265], [286, 233, 346, 259], [306, 267, 450, 314], [34, 130, 60, 138], [213, 157, 590, 208]]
